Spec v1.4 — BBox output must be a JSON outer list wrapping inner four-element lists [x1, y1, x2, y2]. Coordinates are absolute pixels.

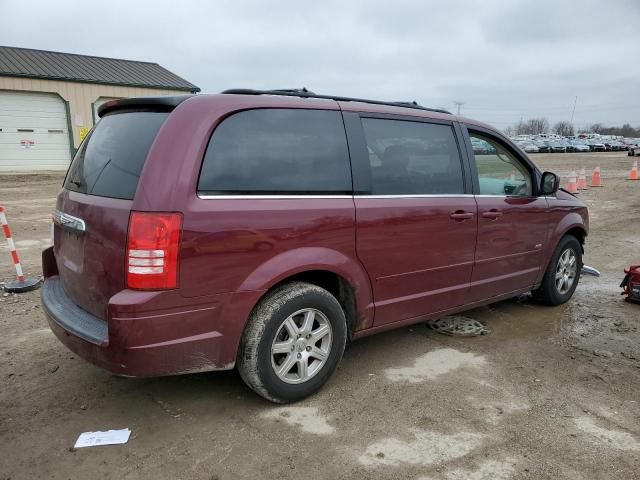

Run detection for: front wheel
[[532, 235, 582, 305], [237, 282, 347, 403]]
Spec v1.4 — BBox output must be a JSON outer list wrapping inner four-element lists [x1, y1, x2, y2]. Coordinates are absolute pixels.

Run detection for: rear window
[[198, 109, 352, 194], [64, 111, 168, 200], [361, 118, 464, 195]]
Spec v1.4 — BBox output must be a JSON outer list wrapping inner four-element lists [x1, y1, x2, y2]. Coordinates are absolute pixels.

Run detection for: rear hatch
[[53, 110, 170, 320]]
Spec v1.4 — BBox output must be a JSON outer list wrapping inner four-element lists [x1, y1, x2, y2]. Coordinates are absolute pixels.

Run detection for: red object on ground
[[0, 206, 25, 282], [621, 265, 640, 303]]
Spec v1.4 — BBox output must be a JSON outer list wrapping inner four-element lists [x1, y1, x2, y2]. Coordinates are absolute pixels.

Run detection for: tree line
[[504, 119, 640, 137]]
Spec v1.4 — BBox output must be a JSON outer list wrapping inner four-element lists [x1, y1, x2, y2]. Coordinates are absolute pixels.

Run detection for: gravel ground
[[1, 152, 639, 480]]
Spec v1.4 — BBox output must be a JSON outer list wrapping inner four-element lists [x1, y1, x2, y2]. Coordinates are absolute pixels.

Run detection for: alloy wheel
[[271, 308, 333, 384], [555, 248, 577, 295]]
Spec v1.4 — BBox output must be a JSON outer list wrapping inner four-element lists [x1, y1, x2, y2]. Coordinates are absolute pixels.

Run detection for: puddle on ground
[[261, 406, 334, 435], [463, 298, 558, 339], [384, 348, 486, 383], [359, 428, 486, 467], [461, 275, 639, 366], [574, 416, 640, 451], [559, 275, 639, 360]]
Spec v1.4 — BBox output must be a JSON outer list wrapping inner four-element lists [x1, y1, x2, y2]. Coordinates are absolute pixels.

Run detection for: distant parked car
[[548, 141, 566, 153], [515, 141, 539, 153], [571, 141, 591, 153], [560, 139, 574, 152], [610, 141, 625, 151], [586, 140, 606, 152], [622, 138, 639, 151], [471, 137, 496, 155], [535, 141, 552, 153]]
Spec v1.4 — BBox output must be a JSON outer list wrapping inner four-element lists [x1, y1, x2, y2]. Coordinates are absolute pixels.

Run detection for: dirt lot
[[1, 152, 639, 480]]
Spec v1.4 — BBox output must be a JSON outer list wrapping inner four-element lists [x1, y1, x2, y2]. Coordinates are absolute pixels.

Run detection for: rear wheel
[[532, 235, 582, 305], [237, 281, 347, 403]]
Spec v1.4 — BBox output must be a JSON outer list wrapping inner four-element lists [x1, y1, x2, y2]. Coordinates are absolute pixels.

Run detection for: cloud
[[1, 0, 639, 129]]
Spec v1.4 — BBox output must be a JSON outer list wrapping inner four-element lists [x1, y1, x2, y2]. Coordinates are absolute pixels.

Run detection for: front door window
[[470, 134, 532, 197]]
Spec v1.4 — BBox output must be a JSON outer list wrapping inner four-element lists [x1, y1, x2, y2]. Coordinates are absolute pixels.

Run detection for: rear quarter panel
[[180, 196, 371, 322]]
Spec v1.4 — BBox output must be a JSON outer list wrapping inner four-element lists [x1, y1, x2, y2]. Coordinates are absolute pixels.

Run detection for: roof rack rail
[[220, 88, 452, 114]]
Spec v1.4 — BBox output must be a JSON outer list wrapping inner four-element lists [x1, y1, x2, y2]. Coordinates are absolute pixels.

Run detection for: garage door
[[0, 91, 72, 171]]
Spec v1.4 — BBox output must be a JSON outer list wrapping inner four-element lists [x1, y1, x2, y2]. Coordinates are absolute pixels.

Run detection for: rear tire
[[237, 281, 347, 403], [532, 235, 582, 305]]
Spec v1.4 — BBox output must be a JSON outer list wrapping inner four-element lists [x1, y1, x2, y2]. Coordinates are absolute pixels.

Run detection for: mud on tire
[[236, 281, 347, 403]]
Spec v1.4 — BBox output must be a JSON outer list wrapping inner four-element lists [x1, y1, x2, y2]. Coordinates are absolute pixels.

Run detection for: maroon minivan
[[42, 89, 588, 403]]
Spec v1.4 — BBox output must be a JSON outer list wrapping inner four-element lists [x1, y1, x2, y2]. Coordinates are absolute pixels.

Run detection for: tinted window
[[361, 118, 464, 195], [470, 133, 532, 196], [64, 111, 168, 200], [198, 109, 351, 194]]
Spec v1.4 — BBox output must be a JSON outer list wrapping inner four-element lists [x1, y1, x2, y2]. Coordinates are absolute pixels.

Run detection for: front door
[[350, 115, 478, 326], [465, 130, 550, 302]]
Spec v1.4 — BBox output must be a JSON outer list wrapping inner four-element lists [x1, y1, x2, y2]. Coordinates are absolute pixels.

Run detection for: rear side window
[[361, 118, 464, 195], [198, 109, 351, 194], [64, 111, 168, 200]]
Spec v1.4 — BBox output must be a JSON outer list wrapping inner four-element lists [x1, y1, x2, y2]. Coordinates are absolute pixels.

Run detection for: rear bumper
[[42, 277, 108, 345], [42, 274, 242, 377]]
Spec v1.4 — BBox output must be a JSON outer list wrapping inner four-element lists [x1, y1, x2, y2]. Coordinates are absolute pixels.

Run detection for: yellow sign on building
[[79, 127, 90, 142]]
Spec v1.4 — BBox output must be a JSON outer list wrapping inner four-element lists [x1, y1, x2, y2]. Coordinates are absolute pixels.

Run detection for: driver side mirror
[[540, 171, 560, 195]]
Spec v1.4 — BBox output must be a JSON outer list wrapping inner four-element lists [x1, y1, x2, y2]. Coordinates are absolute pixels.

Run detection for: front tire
[[237, 282, 347, 403], [532, 235, 582, 305]]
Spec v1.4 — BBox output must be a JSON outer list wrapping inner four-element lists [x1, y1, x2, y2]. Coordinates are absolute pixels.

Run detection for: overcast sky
[[1, 0, 639, 130]]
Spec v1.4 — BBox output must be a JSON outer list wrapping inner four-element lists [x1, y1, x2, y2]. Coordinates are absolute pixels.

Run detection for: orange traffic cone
[[629, 160, 638, 181], [590, 166, 603, 187], [567, 171, 578, 194], [577, 168, 588, 190]]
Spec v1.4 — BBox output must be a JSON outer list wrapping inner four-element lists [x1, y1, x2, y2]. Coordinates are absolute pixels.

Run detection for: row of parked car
[[510, 135, 640, 154]]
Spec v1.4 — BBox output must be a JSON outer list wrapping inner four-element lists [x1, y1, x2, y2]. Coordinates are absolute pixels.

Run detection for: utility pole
[[454, 101, 465, 116], [570, 96, 578, 125]]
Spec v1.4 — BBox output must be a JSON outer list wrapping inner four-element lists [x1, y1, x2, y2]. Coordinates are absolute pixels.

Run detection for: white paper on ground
[[74, 428, 131, 448]]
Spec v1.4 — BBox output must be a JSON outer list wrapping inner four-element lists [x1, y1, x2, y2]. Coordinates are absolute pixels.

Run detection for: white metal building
[[0, 46, 199, 171]]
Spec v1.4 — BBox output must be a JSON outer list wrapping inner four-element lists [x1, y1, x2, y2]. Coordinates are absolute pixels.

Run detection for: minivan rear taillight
[[126, 212, 182, 290]]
